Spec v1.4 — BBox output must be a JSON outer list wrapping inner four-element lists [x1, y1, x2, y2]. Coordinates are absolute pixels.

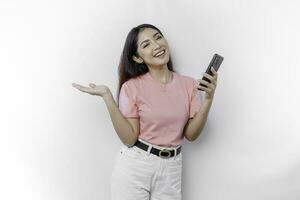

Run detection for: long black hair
[[116, 23, 176, 102]]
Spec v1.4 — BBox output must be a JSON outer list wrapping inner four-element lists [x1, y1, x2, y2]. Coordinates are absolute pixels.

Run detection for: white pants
[[110, 138, 183, 200]]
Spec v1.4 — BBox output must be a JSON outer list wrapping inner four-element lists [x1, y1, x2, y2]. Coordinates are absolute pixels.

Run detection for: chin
[[151, 61, 169, 67], [153, 55, 170, 65]]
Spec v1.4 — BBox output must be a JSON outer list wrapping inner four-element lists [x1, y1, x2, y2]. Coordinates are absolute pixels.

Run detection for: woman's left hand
[[196, 67, 218, 101]]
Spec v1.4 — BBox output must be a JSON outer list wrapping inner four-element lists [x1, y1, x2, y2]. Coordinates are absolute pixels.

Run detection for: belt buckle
[[158, 149, 171, 159]]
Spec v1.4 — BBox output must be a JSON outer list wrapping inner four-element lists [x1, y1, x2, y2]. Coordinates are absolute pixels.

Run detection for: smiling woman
[[72, 23, 218, 200], [109, 23, 216, 200]]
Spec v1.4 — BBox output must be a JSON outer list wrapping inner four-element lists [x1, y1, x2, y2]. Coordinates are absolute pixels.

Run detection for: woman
[[72, 23, 218, 200]]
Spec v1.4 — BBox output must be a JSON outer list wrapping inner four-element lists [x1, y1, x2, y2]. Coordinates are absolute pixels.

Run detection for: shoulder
[[123, 76, 139, 87], [120, 76, 142, 93], [123, 73, 148, 88]]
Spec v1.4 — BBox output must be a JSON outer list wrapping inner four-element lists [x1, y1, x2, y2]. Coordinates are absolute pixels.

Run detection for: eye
[[142, 35, 163, 48]]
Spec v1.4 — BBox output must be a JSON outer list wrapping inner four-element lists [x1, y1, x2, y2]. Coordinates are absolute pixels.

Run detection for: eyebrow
[[140, 32, 160, 46]]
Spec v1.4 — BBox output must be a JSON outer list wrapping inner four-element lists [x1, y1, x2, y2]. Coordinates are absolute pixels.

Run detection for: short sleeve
[[118, 81, 139, 118], [189, 78, 203, 118]]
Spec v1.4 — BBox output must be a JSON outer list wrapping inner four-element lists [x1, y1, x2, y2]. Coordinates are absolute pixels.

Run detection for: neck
[[147, 65, 172, 84]]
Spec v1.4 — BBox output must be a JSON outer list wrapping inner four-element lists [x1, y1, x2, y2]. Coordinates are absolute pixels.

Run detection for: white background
[[1, 0, 300, 199]]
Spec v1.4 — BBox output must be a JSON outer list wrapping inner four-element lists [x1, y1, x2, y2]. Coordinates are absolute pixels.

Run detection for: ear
[[132, 55, 144, 64]]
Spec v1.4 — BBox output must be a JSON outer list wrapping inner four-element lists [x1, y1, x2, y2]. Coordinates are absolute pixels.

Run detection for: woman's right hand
[[72, 82, 111, 98]]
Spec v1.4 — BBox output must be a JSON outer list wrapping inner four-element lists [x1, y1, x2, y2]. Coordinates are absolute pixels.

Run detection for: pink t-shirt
[[118, 71, 203, 147]]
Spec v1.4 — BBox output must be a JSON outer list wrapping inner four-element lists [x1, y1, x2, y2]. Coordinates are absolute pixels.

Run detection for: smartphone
[[198, 53, 224, 91]]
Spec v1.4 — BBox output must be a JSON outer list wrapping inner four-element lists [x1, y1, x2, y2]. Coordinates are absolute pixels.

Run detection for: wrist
[[204, 97, 213, 104], [103, 90, 113, 101]]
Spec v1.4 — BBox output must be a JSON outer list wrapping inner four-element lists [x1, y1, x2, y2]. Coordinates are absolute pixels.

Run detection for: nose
[[153, 40, 161, 50]]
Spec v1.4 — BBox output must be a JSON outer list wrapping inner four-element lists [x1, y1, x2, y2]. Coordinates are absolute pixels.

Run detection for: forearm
[[102, 91, 136, 146], [184, 99, 213, 141]]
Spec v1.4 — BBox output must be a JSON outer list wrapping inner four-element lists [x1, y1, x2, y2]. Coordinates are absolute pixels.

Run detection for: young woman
[[72, 23, 218, 200]]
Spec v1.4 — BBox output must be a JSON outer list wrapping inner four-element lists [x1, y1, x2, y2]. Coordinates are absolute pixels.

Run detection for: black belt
[[133, 139, 181, 159]]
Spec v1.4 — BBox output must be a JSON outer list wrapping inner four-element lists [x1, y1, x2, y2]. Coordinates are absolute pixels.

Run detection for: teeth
[[155, 50, 165, 57]]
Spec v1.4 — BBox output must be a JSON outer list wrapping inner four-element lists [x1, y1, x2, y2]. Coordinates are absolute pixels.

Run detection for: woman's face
[[133, 28, 170, 68]]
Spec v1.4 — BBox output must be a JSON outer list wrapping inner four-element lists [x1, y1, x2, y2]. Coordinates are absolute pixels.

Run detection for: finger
[[199, 79, 210, 86], [199, 79, 214, 88], [202, 73, 214, 83], [198, 84, 214, 94], [197, 85, 210, 93], [202, 72, 213, 80], [211, 67, 218, 79], [205, 81, 216, 89], [72, 83, 82, 89], [89, 83, 96, 88], [199, 84, 213, 93], [206, 83, 215, 90], [72, 84, 92, 93], [211, 67, 217, 75]]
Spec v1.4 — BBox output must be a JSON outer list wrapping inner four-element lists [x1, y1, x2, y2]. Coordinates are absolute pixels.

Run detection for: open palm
[[72, 83, 110, 97]]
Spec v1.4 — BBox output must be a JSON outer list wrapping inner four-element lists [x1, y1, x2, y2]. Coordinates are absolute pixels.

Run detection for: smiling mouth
[[154, 50, 166, 57]]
